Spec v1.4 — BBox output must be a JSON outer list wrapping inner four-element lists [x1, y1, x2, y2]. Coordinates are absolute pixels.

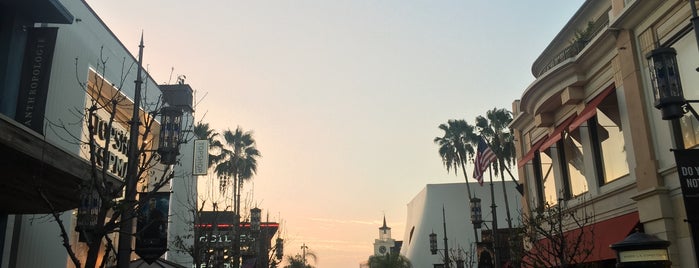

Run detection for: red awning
[[539, 116, 577, 151], [517, 138, 547, 168], [525, 211, 639, 267], [568, 84, 616, 131]]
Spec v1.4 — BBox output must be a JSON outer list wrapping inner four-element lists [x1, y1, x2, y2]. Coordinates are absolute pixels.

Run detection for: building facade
[[0, 0, 197, 267], [400, 182, 520, 268], [511, 0, 699, 267]]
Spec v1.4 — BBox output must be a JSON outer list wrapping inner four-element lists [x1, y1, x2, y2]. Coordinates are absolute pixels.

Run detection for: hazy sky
[[86, 1, 584, 267]]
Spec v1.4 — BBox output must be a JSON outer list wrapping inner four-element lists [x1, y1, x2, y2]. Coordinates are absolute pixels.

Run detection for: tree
[[284, 251, 317, 268], [515, 201, 595, 268], [475, 108, 518, 228], [434, 119, 478, 200], [434, 119, 480, 243], [367, 253, 412, 268], [43, 45, 187, 268], [213, 126, 261, 268]]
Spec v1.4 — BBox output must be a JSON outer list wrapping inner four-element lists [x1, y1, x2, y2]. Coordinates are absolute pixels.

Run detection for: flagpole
[[489, 167, 500, 268]]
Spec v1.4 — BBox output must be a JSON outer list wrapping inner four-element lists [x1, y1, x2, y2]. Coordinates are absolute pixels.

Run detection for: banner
[[193, 139, 209, 175], [673, 149, 699, 222], [15, 27, 58, 134], [135, 192, 170, 264]]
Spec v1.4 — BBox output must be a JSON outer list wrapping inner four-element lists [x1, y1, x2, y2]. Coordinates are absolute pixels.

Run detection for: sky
[[85, 1, 585, 267]]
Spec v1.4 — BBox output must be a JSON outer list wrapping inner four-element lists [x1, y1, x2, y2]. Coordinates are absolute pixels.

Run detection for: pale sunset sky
[[86, 1, 584, 267]]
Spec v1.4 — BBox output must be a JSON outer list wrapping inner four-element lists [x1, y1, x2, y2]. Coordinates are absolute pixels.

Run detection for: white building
[[400, 181, 521, 268]]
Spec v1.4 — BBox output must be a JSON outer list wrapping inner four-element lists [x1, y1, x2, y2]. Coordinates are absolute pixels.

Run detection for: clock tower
[[373, 216, 396, 256]]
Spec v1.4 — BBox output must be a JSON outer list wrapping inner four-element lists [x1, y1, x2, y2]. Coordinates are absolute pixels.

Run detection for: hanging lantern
[[250, 207, 261, 232], [275, 238, 284, 260], [76, 185, 101, 242], [647, 47, 686, 120], [429, 232, 438, 255], [158, 106, 183, 165], [470, 197, 483, 229]]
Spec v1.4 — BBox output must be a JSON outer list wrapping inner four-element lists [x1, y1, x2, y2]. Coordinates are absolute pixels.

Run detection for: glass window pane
[[563, 129, 587, 197], [539, 148, 558, 205], [596, 92, 629, 183]]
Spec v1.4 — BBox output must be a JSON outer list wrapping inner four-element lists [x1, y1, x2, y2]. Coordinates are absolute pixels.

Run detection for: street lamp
[[646, 47, 687, 120], [275, 238, 284, 260], [116, 36, 193, 267], [428, 206, 451, 268], [645, 2, 699, 266]]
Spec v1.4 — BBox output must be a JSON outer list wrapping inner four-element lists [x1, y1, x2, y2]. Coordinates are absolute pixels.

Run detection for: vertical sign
[[673, 149, 699, 222], [135, 192, 170, 264], [193, 139, 209, 175], [15, 27, 59, 134]]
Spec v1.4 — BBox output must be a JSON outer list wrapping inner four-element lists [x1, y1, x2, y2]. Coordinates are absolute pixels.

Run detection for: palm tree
[[434, 119, 480, 243], [475, 108, 517, 228], [213, 126, 261, 268], [367, 253, 412, 268], [284, 252, 317, 268], [434, 119, 478, 200]]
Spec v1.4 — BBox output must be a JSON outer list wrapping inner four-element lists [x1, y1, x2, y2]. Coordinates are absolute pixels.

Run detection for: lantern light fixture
[[470, 197, 483, 229], [275, 238, 284, 260], [429, 232, 438, 255], [646, 47, 689, 120], [157, 105, 184, 165], [251, 207, 261, 232]]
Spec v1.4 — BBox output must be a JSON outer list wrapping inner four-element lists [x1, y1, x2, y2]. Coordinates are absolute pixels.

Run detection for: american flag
[[473, 137, 497, 185]]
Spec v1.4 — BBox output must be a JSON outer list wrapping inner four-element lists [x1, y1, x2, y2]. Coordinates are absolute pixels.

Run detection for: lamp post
[[429, 206, 451, 268], [250, 207, 261, 264], [115, 36, 191, 268], [645, 2, 699, 264]]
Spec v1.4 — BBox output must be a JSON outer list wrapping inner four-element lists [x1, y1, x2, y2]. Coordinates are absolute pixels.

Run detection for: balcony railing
[[535, 15, 609, 77]]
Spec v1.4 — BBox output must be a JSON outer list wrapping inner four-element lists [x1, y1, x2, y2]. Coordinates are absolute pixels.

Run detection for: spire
[[380, 215, 390, 230]]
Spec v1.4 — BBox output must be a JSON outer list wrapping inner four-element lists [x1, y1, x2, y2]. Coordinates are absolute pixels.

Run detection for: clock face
[[379, 245, 387, 254]]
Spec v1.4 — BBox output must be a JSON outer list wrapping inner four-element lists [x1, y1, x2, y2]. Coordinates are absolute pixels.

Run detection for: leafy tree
[[367, 253, 412, 268], [213, 126, 261, 268]]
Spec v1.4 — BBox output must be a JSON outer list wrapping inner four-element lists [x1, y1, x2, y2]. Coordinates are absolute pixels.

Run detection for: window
[[538, 147, 558, 205], [561, 129, 587, 197], [590, 91, 629, 183]]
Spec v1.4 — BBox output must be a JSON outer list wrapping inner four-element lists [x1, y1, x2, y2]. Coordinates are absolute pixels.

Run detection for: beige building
[[511, 0, 699, 267]]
